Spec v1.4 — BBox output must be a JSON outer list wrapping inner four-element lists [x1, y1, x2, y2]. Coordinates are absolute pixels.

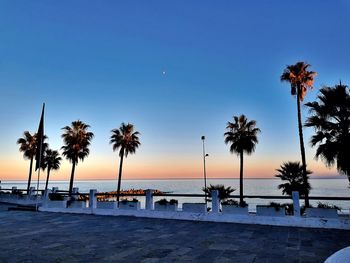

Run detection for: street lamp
[[201, 136, 209, 206]]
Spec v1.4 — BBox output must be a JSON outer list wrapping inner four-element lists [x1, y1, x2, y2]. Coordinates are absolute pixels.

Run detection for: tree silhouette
[[305, 82, 350, 183], [110, 123, 140, 206], [275, 161, 311, 196], [281, 61, 317, 206], [17, 131, 47, 192], [61, 120, 94, 195], [224, 115, 260, 205], [42, 149, 62, 191]]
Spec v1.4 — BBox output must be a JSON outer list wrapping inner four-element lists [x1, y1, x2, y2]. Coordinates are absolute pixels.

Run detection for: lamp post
[[201, 136, 209, 206]]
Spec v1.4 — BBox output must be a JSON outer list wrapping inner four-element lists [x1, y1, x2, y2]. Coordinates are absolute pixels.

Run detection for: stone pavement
[[0, 204, 349, 263]]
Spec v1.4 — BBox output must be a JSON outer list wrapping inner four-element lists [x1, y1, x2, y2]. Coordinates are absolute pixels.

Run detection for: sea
[[1, 178, 349, 211]]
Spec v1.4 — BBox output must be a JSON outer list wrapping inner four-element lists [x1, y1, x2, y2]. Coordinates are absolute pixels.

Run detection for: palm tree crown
[[110, 123, 140, 157], [43, 149, 62, 171], [224, 115, 260, 155], [281, 61, 317, 101], [305, 83, 350, 182], [61, 120, 94, 164], [17, 131, 37, 160], [275, 161, 312, 196]]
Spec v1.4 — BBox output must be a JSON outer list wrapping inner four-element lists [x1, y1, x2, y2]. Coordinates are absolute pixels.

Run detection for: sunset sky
[[1, 1, 350, 181]]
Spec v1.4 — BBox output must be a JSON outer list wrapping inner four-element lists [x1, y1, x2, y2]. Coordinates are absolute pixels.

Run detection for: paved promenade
[[0, 204, 349, 263]]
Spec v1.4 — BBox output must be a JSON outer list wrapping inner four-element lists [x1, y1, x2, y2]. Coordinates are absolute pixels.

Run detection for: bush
[[120, 198, 138, 203], [268, 202, 284, 212], [156, 198, 178, 205], [317, 202, 341, 210], [49, 193, 64, 201], [221, 199, 248, 207]]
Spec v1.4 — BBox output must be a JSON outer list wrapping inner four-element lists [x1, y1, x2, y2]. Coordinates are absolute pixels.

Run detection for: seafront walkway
[[0, 204, 350, 262]]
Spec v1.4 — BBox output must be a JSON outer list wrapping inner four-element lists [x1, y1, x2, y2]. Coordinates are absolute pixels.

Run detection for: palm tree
[[42, 149, 62, 191], [110, 123, 140, 206], [202, 184, 235, 201], [61, 120, 94, 195], [17, 131, 48, 192], [224, 115, 260, 205], [275, 161, 311, 196], [305, 82, 350, 183], [281, 61, 317, 206]]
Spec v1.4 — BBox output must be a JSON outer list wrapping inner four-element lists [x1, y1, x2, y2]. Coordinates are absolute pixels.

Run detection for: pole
[[201, 136, 207, 207]]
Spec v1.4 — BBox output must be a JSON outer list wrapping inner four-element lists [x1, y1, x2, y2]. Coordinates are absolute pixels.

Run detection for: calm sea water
[[2, 178, 350, 211]]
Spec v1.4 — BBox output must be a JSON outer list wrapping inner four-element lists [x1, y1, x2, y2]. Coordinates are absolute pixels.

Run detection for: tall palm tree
[[61, 120, 94, 195], [305, 82, 350, 183], [224, 115, 260, 205], [110, 123, 140, 205], [281, 61, 317, 206], [17, 131, 48, 192], [42, 149, 62, 191], [275, 161, 312, 196]]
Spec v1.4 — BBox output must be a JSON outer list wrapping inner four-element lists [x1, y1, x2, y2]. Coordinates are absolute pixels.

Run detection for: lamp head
[[201, 136, 205, 140]]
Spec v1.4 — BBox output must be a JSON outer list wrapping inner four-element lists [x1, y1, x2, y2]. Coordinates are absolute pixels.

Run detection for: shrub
[[268, 202, 284, 212], [156, 198, 178, 205], [221, 199, 248, 207], [49, 193, 64, 201], [317, 202, 341, 210]]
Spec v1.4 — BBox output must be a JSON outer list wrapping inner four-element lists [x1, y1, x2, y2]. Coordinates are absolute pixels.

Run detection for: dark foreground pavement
[[0, 204, 349, 263]]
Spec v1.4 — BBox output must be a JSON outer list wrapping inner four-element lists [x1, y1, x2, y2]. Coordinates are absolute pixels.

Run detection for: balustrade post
[[145, 189, 154, 210], [89, 189, 97, 211], [211, 190, 220, 213], [292, 191, 301, 217]]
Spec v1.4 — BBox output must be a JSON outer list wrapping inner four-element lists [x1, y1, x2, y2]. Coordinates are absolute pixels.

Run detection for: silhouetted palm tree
[[305, 83, 350, 183], [61, 120, 94, 195], [224, 115, 260, 205], [202, 184, 235, 201], [281, 61, 316, 206], [275, 161, 311, 196], [17, 131, 48, 192], [110, 123, 140, 205], [42, 149, 62, 191]]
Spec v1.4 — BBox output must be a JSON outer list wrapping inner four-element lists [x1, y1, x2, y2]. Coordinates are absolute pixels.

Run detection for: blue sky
[[1, 1, 350, 180]]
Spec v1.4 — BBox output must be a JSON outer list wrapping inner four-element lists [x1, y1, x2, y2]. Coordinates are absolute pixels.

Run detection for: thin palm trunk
[[45, 168, 51, 191], [27, 157, 34, 193], [297, 84, 310, 207], [239, 151, 244, 205], [69, 159, 76, 196], [116, 148, 125, 207]]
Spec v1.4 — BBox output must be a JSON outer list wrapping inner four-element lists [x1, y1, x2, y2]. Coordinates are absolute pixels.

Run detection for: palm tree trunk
[[27, 157, 34, 193], [69, 159, 76, 196], [239, 151, 244, 206], [116, 148, 125, 207], [296, 84, 310, 207], [45, 168, 51, 191]]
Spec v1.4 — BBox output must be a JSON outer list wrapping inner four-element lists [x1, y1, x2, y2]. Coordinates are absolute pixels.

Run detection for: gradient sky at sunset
[[1, 1, 350, 181]]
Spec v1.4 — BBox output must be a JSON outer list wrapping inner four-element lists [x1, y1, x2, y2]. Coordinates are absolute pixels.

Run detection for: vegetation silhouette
[[224, 114, 260, 206], [202, 184, 235, 201], [110, 123, 140, 206], [305, 82, 350, 183], [61, 120, 94, 196], [281, 61, 317, 206], [42, 149, 62, 191], [17, 131, 48, 192], [275, 161, 311, 196]]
